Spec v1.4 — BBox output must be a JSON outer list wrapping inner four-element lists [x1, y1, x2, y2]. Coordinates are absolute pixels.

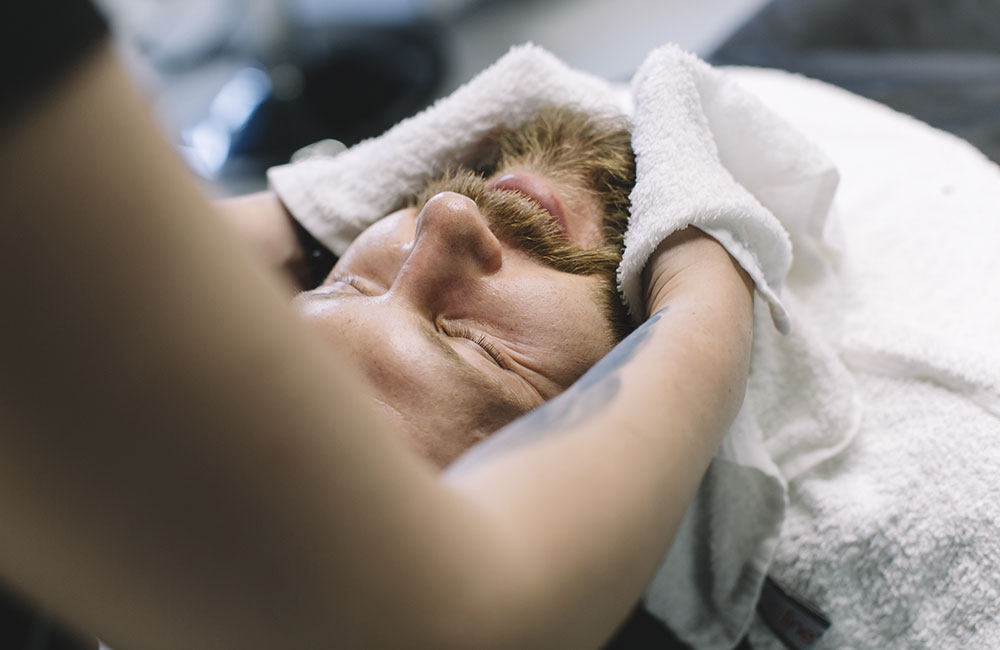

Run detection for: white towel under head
[[268, 44, 853, 650], [727, 65, 1000, 650], [268, 45, 626, 258]]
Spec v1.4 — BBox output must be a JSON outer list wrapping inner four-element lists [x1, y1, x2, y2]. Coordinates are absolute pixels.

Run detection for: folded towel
[[626, 47, 857, 650], [620, 45, 835, 333], [267, 44, 857, 650], [267, 45, 626, 257]]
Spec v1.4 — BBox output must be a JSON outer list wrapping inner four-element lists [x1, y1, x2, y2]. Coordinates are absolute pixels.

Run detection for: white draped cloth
[[268, 45, 1000, 649]]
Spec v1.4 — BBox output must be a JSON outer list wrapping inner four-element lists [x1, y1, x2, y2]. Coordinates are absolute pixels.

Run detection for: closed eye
[[448, 323, 511, 370], [332, 274, 376, 296]]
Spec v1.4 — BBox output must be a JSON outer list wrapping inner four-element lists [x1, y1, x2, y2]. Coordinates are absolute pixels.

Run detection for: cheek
[[354, 350, 497, 468], [298, 301, 423, 397], [364, 363, 488, 469], [509, 282, 614, 383], [399, 418, 485, 469], [295, 300, 483, 465]]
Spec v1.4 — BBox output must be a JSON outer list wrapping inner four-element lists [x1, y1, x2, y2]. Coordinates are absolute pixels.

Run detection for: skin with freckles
[[0, 44, 761, 650], [295, 192, 615, 466]]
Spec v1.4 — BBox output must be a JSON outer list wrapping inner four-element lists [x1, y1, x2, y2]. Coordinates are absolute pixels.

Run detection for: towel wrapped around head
[[268, 43, 856, 650]]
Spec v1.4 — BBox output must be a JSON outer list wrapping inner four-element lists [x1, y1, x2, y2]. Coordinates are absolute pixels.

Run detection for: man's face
[[294, 165, 620, 467]]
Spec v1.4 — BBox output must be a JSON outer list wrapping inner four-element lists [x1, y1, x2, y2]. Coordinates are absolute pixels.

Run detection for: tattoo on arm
[[447, 309, 667, 472]]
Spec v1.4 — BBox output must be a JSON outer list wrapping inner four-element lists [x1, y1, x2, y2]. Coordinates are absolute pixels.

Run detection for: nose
[[392, 191, 503, 309]]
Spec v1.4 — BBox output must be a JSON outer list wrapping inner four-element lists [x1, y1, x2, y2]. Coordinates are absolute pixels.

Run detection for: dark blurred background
[[5, 1, 1000, 649], [92, 0, 772, 194], [84, 0, 999, 196], [71, 0, 1000, 194], [711, 0, 1000, 163]]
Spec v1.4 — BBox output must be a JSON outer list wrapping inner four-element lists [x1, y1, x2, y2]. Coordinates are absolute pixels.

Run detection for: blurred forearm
[[215, 190, 309, 290], [0, 36, 755, 650], [0, 42, 422, 650], [444, 228, 755, 649]]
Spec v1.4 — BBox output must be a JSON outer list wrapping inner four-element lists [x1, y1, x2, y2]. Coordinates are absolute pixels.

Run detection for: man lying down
[[2, 13, 764, 647], [19, 13, 995, 647], [213, 39, 814, 648], [219, 42, 1000, 650], [231, 107, 638, 467]]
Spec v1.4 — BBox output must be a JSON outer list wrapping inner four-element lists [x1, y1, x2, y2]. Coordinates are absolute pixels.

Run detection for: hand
[[215, 191, 310, 289]]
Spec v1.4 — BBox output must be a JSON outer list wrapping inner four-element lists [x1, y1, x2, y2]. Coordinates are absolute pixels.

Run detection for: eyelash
[[333, 274, 507, 370], [450, 323, 509, 370], [336, 274, 372, 295]]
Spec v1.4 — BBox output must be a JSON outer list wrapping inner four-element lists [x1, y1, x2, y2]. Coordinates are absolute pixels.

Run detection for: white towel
[[723, 67, 1000, 650], [625, 47, 857, 650], [268, 45, 627, 257], [267, 44, 857, 650]]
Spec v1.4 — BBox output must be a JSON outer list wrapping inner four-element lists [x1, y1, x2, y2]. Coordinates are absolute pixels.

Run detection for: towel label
[[757, 576, 831, 650]]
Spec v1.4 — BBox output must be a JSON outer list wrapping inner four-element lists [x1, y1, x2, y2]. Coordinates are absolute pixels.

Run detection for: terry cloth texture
[[268, 44, 628, 257], [268, 44, 857, 650], [726, 66, 1000, 650]]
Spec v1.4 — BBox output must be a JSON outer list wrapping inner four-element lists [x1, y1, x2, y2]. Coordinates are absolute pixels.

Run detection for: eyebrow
[[419, 325, 537, 422]]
